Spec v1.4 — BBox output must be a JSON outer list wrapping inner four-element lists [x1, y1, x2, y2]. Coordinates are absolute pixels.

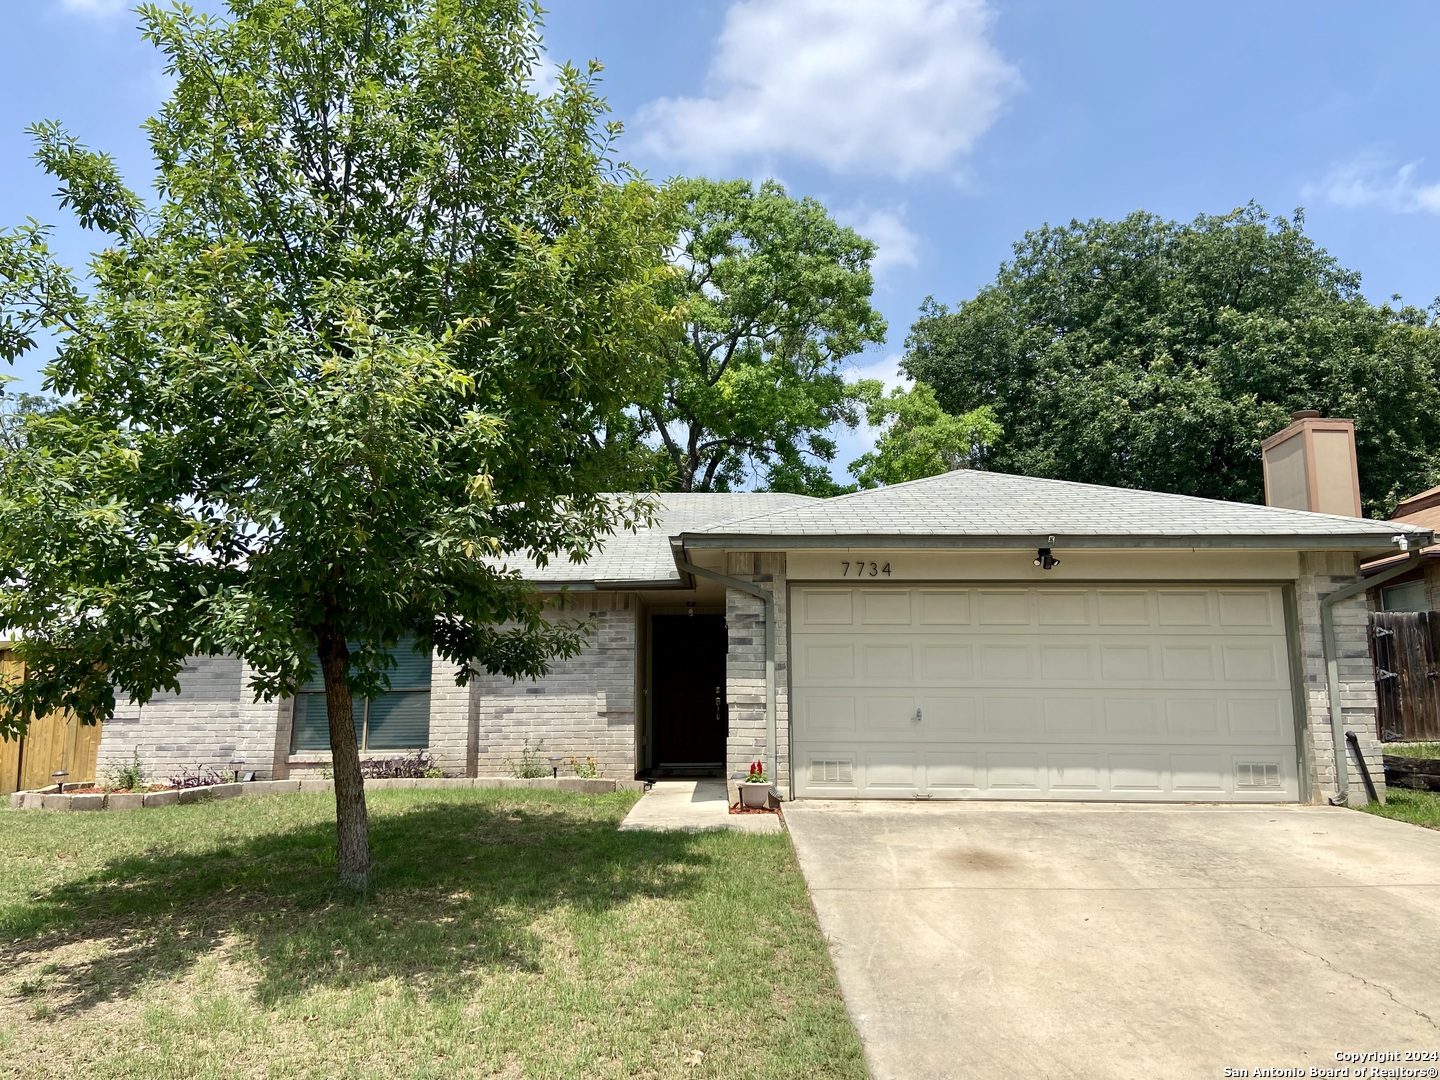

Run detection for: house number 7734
[[840, 561, 892, 577]]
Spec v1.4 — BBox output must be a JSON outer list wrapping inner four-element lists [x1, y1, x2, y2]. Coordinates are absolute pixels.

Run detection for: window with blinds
[[290, 637, 432, 753]]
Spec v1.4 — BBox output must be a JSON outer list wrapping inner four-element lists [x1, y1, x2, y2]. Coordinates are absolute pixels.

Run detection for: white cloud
[[529, 51, 561, 97], [1302, 157, 1440, 214], [57, 0, 129, 15], [837, 206, 920, 280], [635, 0, 1020, 179], [846, 352, 912, 393]]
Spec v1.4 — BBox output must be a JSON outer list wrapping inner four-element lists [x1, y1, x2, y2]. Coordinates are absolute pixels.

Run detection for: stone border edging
[[7, 775, 646, 811]]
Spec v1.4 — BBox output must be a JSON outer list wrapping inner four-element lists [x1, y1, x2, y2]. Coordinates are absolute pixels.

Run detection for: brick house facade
[[96, 477, 1425, 805]]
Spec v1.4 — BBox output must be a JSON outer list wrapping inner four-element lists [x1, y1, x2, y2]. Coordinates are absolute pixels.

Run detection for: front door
[[651, 614, 727, 774]]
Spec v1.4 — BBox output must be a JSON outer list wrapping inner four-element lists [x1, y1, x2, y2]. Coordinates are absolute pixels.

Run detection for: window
[[1381, 580, 1428, 613], [290, 637, 432, 753]]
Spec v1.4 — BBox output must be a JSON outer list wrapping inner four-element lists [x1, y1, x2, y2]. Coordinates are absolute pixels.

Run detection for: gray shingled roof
[[500, 492, 816, 586], [678, 470, 1433, 550]]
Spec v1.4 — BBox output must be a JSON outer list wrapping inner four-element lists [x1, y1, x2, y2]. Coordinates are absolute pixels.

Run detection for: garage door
[[790, 585, 1301, 802]]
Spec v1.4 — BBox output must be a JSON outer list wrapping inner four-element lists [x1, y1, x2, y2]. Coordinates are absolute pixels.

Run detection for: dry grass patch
[[0, 788, 864, 1079]]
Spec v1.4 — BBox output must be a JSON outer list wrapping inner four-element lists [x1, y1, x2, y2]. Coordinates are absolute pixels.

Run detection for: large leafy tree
[[905, 204, 1440, 514], [0, 0, 671, 889], [632, 178, 886, 494], [848, 381, 1000, 490]]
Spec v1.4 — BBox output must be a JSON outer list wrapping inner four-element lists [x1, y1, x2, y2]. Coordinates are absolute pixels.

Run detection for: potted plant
[[739, 760, 771, 809]]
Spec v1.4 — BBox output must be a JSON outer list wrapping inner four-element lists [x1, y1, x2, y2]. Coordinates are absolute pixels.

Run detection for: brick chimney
[[1261, 410, 1362, 517]]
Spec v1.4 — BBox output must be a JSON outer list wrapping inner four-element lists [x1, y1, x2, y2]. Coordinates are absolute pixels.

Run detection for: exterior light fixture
[[547, 754, 563, 779], [51, 770, 68, 793], [1034, 547, 1060, 571], [686, 601, 696, 617], [229, 757, 245, 783]]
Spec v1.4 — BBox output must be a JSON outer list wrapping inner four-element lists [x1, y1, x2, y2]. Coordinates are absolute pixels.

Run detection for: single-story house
[[95, 470, 1430, 807]]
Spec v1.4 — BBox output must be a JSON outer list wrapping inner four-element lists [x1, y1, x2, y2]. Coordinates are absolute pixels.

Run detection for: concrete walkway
[[786, 800, 1440, 1080], [618, 779, 781, 834]]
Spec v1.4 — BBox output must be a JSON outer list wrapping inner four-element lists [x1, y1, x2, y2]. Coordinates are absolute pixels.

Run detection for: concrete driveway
[[784, 802, 1440, 1080]]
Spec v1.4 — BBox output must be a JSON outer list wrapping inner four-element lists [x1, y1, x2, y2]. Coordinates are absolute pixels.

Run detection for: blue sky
[[5, 0, 1440, 479]]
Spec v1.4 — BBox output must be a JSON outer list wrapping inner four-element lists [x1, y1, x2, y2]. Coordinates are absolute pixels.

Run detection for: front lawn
[[1360, 786, 1440, 830], [0, 789, 864, 1079]]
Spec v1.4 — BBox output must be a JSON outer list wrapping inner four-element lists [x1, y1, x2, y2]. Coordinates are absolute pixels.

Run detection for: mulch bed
[[728, 803, 781, 816]]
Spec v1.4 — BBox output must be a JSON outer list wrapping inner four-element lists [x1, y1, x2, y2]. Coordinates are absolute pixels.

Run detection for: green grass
[[1382, 742, 1440, 759], [1360, 786, 1440, 830], [0, 789, 864, 1079]]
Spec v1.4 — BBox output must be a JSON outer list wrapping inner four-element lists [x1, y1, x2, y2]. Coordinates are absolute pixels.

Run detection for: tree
[[632, 178, 886, 494], [0, 0, 672, 890], [904, 204, 1440, 514], [848, 381, 1000, 489]]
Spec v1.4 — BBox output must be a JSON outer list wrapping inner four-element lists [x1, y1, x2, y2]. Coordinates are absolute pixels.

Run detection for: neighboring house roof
[[1363, 484, 1440, 576], [676, 470, 1431, 551], [500, 492, 817, 588], [1390, 484, 1440, 531]]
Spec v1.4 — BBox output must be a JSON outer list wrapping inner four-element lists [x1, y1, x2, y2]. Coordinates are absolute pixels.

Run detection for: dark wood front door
[[651, 614, 727, 772]]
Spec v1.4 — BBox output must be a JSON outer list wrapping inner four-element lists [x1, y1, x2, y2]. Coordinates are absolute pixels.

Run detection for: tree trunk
[[316, 622, 371, 891]]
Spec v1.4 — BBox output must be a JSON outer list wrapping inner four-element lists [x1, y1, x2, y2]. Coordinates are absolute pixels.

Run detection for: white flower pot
[[739, 781, 770, 809]]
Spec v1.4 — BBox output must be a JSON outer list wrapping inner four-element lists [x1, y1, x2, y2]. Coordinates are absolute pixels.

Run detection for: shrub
[[107, 753, 146, 792], [569, 755, 600, 779], [166, 765, 229, 789], [507, 739, 549, 779], [360, 751, 434, 779]]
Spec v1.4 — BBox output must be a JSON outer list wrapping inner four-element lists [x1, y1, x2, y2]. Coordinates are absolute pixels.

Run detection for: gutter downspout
[[673, 551, 777, 799], [1320, 548, 1421, 806]]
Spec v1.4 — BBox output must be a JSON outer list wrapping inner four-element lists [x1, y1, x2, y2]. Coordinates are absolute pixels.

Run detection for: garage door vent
[[1236, 762, 1281, 789], [811, 758, 854, 784]]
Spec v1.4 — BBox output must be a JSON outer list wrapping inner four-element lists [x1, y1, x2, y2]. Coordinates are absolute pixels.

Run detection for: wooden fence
[[1368, 611, 1440, 742], [0, 649, 103, 796]]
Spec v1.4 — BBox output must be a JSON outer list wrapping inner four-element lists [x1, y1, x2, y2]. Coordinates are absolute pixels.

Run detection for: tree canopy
[[904, 204, 1440, 514], [848, 381, 999, 490], [630, 177, 886, 494], [0, 0, 672, 888]]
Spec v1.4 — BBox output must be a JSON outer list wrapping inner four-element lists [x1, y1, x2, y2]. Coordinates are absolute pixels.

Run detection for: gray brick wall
[[1294, 550, 1384, 805], [470, 594, 639, 778], [97, 655, 276, 781], [724, 552, 790, 797]]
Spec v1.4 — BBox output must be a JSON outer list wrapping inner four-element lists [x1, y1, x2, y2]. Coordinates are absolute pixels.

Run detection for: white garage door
[[791, 585, 1301, 802]]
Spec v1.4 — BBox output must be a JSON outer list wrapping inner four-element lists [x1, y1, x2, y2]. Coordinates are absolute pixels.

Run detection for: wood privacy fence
[[0, 649, 103, 796], [1369, 611, 1440, 742]]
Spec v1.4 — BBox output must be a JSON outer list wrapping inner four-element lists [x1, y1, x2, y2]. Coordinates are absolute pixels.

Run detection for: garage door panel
[[1166, 699, 1220, 736], [799, 695, 856, 734], [980, 643, 1032, 679], [861, 590, 912, 625], [1104, 698, 1160, 735], [1036, 590, 1090, 625], [918, 695, 977, 732], [791, 585, 1301, 802], [1110, 754, 1166, 792], [924, 753, 980, 793], [861, 751, 920, 795], [920, 643, 973, 679], [801, 643, 854, 680], [982, 696, 1041, 734], [1048, 753, 1104, 792], [978, 591, 1031, 625], [1157, 590, 1212, 625], [862, 696, 919, 733], [1226, 698, 1287, 737], [1218, 589, 1277, 627], [918, 590, 971, 625], [1044, 697, 1098, 734], [1040, 645, 1093, 680]]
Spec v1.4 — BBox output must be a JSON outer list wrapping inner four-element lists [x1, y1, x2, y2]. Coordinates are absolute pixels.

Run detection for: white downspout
[[673, 552, 777, 798]]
